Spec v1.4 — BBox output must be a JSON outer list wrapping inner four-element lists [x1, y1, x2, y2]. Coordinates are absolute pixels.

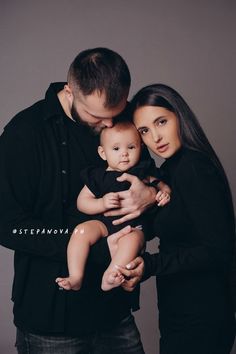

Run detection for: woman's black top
[[143, 148, 235, 352]]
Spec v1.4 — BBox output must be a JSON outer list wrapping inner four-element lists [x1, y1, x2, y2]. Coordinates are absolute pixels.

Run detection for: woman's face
[[133, 105, 182, 159]]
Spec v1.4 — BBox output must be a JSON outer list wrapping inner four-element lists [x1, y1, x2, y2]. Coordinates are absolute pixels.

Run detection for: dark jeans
[[15, 314, 145, 354]]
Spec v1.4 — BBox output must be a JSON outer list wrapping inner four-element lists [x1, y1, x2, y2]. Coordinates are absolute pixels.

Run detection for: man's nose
[[103, 118, 113, 128]]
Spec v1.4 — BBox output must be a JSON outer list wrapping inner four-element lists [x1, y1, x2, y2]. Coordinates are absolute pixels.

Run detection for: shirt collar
[[43, 82, 67, 120]]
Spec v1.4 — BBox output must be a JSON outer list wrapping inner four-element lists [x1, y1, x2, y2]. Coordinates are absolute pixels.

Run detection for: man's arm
[[0, 126, 70, 261]]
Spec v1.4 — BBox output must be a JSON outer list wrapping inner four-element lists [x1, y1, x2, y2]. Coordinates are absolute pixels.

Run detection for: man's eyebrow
[[85, 110, 107, 119]]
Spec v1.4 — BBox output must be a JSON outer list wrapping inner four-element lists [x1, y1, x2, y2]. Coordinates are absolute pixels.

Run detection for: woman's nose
[[152, 130, 161, 143]]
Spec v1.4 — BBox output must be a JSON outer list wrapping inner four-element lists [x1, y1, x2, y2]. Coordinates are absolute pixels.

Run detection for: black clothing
[[0, 83, 151, 336], [143, 148, 236, 354], [81, 160, 159, 234]]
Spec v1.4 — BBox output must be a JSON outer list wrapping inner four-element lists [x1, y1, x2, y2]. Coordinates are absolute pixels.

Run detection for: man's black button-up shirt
[[0, 83, 139, 335]]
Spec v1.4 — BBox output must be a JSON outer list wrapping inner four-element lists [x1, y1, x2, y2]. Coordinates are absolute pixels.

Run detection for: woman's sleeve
[[143, 155, 235, 278]]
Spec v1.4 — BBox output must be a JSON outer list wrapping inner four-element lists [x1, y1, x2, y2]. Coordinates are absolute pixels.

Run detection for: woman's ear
[[98, 146, 107, 161]]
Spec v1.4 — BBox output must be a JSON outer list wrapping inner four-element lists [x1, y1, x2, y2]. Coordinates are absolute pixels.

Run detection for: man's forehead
[[82, 95, 127, 117], [69, 81, 129, 107]]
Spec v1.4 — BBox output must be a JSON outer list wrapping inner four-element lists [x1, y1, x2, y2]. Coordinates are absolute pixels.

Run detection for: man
[[0, 48, 155, 353]]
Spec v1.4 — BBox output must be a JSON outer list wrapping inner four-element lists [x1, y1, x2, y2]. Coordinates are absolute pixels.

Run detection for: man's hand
[[103, 192, 120, 210], [107, 225, 132, 259], [104, 173, 156, 225], [115, 256, 145, 292]]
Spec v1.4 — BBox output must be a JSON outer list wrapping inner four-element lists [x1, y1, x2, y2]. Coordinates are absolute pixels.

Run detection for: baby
[[56, 120, 170, 291]]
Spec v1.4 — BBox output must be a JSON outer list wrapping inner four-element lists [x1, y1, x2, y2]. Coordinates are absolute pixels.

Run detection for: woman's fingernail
[[126, 264, 131, 269]]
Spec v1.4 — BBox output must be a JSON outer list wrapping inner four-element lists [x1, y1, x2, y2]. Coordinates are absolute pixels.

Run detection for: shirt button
[[62, 141, 67, 146], [62, 170, 67, 175]]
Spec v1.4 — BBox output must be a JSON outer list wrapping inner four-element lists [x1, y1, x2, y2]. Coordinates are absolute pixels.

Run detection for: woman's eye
[[158, 119, 167, 126], [140, 129, 148, 135]]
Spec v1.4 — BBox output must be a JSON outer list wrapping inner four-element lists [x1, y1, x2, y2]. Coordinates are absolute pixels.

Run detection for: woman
[[120, 84, 236, 354]]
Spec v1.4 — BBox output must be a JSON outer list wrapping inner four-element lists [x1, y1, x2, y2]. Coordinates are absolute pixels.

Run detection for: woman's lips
[[156, 143, 169, 153]]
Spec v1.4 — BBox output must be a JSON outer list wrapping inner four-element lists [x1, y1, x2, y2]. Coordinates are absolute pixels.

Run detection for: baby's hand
[[156, 191, 171, 207], [103, 192, 120, 210]]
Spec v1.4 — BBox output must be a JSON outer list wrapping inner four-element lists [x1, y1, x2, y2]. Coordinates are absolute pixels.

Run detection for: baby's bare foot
[[101, 270, 124, 291], [55, 276, 82, 291]]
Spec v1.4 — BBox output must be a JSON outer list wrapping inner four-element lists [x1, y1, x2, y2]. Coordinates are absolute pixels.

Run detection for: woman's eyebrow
[[137, 116, 166, 130]]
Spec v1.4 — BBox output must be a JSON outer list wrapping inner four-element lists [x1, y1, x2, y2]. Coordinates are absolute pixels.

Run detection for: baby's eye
[[113, 147, 119, 151], [128, 145, 135, 149]]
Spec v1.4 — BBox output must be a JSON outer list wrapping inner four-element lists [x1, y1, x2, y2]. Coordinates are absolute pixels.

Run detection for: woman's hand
[[104, 173, 156, 225], [115, 256, 145, 292], [156, 190, 171, 206]]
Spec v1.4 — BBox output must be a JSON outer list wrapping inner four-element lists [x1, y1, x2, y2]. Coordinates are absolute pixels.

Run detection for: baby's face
[[99, 125, 142, 172]]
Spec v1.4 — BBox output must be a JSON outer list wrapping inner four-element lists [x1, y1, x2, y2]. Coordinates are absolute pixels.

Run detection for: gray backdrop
[[0, 1, 235, 353]]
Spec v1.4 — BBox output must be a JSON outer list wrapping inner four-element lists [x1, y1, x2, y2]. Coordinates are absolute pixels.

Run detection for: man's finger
[[104, 208, 128, 217], [109, 202, 120, 208], [116, 173, 137, 184], [112, 212, 138, 225], [121, 284, 135, 292], [109, 225, 132, 241], [121, 278, 138, 291], [125, 257, 143, 270], [115, 265, 140, 279], [114, 190, 130, 200], [115, 265, 132, 277], [122, 283, 136, 292]]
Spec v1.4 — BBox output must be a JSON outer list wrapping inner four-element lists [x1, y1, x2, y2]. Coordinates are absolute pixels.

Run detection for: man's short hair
[[67, 47, 131, 108]]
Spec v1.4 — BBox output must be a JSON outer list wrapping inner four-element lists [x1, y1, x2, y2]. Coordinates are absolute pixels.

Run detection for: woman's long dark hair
[[131, 84, 235, 228]]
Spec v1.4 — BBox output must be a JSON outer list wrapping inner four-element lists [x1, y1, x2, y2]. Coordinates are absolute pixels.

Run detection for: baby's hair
[[99, 104, 138, 145]]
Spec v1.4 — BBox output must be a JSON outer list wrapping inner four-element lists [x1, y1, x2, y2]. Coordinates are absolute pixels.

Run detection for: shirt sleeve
[[0, 126, 69, 261], [143, 154, 235, 278], [0, 125, 110, 264]]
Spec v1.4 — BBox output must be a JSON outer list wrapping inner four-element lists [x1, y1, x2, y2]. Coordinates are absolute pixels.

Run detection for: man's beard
[[70, 104, 102, 135]]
